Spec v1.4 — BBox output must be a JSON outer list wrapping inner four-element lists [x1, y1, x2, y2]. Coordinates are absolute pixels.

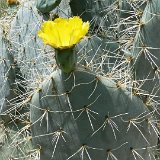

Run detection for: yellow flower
[[38, 16, 89, 49]]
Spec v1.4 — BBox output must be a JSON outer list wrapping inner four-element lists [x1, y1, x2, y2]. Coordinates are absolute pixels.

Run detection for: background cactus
[[0, 0, 8, 17], [36, 0, 62, 13], [131, 0, 160, 107], [0, 121, 33, 160], [0, 0, 160, 159], [0, 25, 26, 123]]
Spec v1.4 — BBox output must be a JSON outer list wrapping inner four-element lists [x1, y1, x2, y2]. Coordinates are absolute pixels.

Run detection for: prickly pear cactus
[[0, 119, 35, 160], [9, 1, 56, 89], [0, 26, 26, 122], [70, 0, 117, 33], [36, 0, 62, 13], [30, 66, 158, 160], [76, 35, 120, 74], [131, 0, 160, 108], [0, 0, 7, 17], [1, 0, 160, 160]]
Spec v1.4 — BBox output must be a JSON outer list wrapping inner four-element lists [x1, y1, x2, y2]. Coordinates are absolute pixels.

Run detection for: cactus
[[36, 0, 62, 13], [0, 121, 34, 160], [29, 9, 158, 159], [0, 0, 7, 17], [70, 0, 116, 32], [76, 35, 120, 74], [0, 26, 26, 123], [9, 1, 56, 89], [131, 0, 160, 110], [0, 0, 160, 159], [30, 65, 158, 160]]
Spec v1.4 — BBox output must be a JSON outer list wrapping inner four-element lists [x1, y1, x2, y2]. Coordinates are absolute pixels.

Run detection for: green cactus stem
[[55, 48, 77, 73]]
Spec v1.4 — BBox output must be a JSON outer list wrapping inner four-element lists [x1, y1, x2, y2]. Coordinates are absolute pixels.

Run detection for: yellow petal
[[38, 16, 90, 49]]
